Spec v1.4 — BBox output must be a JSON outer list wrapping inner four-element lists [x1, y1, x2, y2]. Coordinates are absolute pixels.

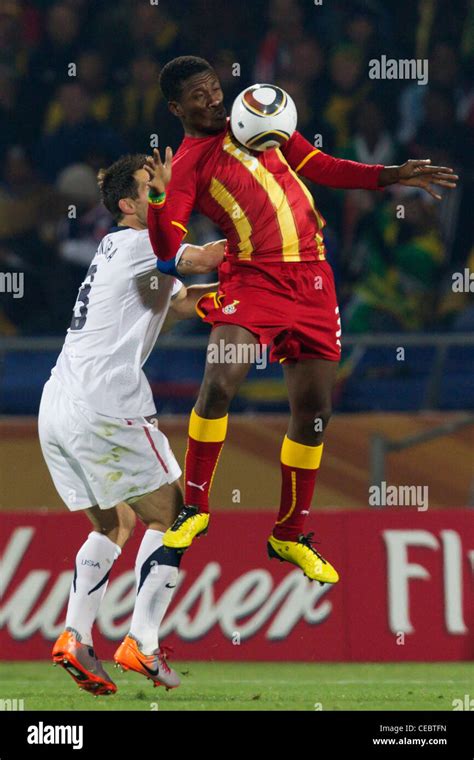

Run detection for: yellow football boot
[[267, 532, 340, 585], [162, 505, 210, 549]]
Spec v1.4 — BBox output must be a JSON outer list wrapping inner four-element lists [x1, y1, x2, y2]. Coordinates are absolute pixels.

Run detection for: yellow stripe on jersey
[[315, 230, 325, 260], [276, 149, 324, 226], [209, 177, 253, 260], [294, 149, 321, 174], [171, 220, 188, 237], [223, 133, 299, 262], [275, 149, 326, 259]]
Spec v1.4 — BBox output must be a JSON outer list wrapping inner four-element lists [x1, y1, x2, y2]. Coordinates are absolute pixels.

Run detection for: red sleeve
[[281, 131, 384, 190], [147, 150, 197, 261]]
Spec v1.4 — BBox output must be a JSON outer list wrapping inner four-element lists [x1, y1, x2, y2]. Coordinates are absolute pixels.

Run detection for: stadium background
[[0, 0, 473, 690]]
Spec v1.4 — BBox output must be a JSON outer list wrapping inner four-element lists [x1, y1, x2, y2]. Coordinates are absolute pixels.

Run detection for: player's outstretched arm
[[281, 131, 459, 197], [144, 148, 182, 265], [144, 148, 197, 270], [281, 130, 383, 189]]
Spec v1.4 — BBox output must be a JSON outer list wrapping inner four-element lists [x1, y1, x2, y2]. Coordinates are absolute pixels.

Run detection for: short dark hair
[[159, 55, 214, 101], [97, 154, 148, 223]]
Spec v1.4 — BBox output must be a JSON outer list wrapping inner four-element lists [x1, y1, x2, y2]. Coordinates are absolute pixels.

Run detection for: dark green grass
[[0, 662, 472, 711]]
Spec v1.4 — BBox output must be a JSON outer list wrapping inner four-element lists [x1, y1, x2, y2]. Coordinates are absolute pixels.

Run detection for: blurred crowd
[[0, 0, 473, 336]]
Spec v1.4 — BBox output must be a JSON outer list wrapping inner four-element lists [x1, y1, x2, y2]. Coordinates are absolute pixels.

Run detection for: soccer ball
[[230, 84, 298, 152]]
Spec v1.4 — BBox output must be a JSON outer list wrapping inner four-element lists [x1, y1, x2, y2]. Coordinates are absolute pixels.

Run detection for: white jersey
[[52, 226, 183, 418]]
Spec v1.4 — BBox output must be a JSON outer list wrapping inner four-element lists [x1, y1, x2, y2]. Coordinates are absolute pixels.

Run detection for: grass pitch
[[0, 661, 472, 711]]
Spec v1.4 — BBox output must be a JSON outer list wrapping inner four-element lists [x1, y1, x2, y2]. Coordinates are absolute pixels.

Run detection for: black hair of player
[[97, 154, 148, 224], [160, 56, 214, 102]]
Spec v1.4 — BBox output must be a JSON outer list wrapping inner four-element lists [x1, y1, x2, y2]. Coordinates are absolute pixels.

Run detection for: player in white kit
[[39, 154, 224, 695]]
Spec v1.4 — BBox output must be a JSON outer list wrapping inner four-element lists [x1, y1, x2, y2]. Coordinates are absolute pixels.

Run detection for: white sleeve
[[131, 232, 161, 277], [132, 234, 190, 278], [171, 278, 184, 298], [174, 243, 189, 269]]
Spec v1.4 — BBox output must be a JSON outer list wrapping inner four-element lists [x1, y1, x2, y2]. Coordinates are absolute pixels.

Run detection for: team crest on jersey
[[222, 299, 240, 315]]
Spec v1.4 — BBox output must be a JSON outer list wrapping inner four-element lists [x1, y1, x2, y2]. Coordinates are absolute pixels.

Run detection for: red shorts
[[195, 259, 341, 363]]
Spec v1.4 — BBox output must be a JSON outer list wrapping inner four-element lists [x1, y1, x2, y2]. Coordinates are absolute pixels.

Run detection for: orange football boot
[[52, 629, 117, 696], [114, 635, 180, 690]]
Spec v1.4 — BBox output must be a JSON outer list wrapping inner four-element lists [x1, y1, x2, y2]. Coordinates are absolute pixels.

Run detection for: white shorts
[[38, 376, 181, 511]]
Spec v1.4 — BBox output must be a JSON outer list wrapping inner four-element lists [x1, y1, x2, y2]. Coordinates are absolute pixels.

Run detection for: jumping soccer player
[[145, 56, 458, 584], [39, 153, 223, 695]]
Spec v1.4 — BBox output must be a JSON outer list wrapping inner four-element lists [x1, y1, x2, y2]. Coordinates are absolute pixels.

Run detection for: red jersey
[[148, 122, 383, 264]]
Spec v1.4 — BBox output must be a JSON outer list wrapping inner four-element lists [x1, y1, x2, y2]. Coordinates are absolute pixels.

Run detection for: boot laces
[[157, 645, 174, 673], [297, 532, 327, 564]]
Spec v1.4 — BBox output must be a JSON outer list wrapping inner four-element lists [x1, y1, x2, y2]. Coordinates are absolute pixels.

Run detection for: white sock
[[129, 529, 181, 655], [65, 531, 121, 646]]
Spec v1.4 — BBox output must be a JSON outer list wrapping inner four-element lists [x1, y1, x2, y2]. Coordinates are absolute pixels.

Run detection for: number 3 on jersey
[[70, 264, 98, 331]]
